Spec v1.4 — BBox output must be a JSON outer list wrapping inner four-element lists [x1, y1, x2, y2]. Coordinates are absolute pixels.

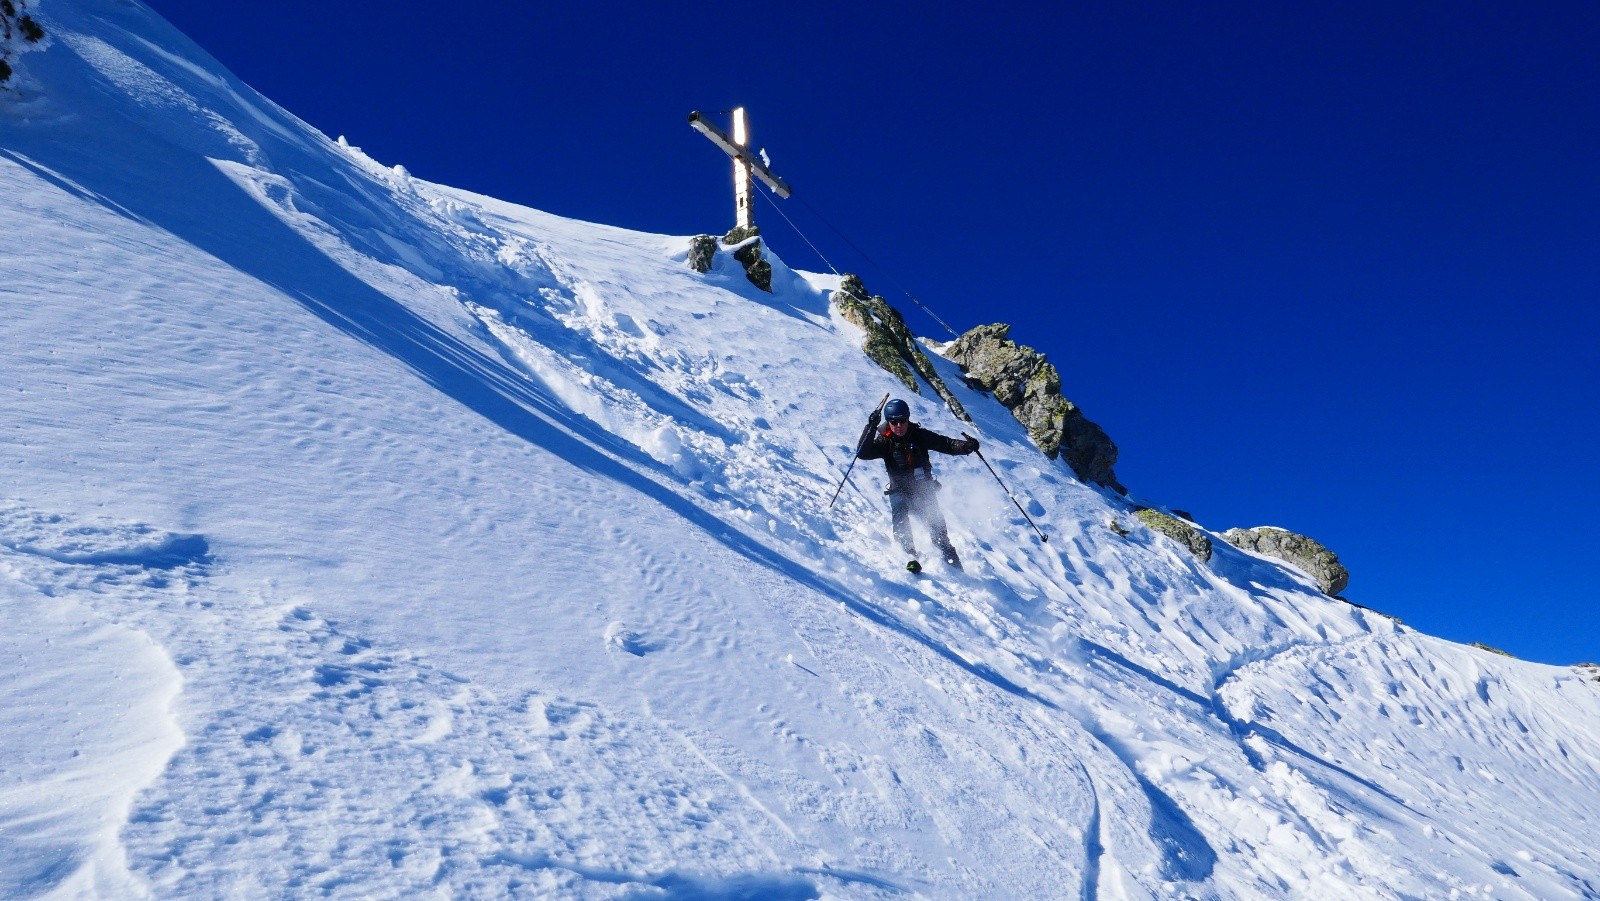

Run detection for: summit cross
[[688, 107, 792, 231]]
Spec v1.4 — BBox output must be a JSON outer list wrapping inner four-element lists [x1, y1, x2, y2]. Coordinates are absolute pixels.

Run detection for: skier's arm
[[924, 429, 977, 456], [856, 422, 887, 459]]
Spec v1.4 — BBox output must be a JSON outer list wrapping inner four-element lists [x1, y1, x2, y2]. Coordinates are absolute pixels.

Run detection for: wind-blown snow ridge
[[4, 1, 1600, 898]]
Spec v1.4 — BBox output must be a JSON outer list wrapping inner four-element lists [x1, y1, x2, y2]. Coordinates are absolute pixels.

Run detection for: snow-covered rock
[[1135, 507, 1215, 562], [1224, 525, 1351, 596]]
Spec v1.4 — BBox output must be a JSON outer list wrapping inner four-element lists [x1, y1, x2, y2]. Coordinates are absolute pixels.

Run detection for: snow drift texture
[[4, 2, 1600, 898]]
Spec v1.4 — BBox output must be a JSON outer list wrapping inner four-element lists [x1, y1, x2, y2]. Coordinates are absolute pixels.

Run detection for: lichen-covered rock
[[1222, 526, 1350, 596], [721, 226, 772, 292], [687, 234, 718, 273], [831, 275, 969, 422], [945, 323, 1122, 491], [1134, 508, 1212, 562]]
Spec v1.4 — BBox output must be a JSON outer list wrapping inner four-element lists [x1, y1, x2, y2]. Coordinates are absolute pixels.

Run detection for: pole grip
[[828, 393, 892, 509]]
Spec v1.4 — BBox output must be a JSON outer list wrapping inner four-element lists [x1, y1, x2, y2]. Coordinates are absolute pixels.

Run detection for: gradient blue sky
[[140, 0, 1599, 664]]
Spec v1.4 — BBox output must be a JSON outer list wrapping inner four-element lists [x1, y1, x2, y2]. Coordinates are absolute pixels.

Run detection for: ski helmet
[[883, 398, 910, 422]]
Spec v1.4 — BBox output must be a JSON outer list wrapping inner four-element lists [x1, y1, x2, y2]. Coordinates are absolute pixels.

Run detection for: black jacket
[[857, 421, 971, 488]]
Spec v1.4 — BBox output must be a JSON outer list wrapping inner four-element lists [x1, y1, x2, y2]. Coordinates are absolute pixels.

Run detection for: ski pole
[[828, 393, 890, 509], [963, 432, 1049, 544]]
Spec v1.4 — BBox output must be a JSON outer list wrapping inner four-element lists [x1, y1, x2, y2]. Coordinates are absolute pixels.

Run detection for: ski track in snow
[[6, 3, 1600, 898]]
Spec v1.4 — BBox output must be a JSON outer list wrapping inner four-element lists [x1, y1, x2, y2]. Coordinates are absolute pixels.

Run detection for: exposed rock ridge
[[684, 228, 774, 293], [721, 225, 772, 292], [831, 275, 969, 422], [1134, 508, 1213, 562], [944, 323, 1122, 492], [1222, 526, 1350, 596]]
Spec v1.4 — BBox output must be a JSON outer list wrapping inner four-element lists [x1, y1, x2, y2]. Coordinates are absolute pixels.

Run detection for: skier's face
[[888, 419, 910, 435]]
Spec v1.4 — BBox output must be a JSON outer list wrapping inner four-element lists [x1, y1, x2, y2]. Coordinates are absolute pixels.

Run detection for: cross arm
[[688, 111, 792, 198]]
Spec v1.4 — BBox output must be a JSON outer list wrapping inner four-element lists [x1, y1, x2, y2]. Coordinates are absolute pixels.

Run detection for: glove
[[962, 435, 980, 454], [867, 409, 882, 429]]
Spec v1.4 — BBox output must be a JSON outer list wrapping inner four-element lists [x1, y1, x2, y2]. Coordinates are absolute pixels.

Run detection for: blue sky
[[141, 0, 1598, 665]]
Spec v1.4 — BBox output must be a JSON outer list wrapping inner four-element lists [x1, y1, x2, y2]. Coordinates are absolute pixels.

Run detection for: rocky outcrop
[[686, 234, 719, 273], [944, 323, 1122, 492], [0, 1, 47, 85], [1135, 508, 1212, 562], [831, 275, 969, 422], [1222, 526, 1349, 596], [722, 225, 772, 292]]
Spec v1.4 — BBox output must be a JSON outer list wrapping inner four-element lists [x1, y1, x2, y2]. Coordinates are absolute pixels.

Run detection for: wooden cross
[[688, 108, 792, 231]]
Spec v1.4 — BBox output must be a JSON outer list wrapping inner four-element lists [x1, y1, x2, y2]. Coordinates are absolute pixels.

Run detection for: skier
[[855, 398, 979, 572]]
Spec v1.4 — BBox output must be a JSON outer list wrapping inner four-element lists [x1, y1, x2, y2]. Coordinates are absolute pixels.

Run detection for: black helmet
[[883, 398, 910, 422]]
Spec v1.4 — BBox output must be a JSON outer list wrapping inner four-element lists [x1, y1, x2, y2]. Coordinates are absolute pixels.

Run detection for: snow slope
[[4, 2, 1600, 898]]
